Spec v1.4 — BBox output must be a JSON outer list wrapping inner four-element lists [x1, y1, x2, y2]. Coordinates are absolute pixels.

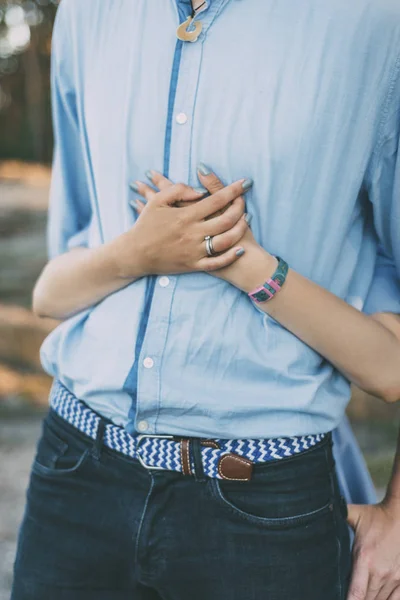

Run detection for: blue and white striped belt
[[50, 380, 327, 481]]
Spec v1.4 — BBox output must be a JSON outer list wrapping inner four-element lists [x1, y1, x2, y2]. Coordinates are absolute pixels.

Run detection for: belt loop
[[192, 438, 206, 482], [180, 439, 193, 476], [91, 419, 106, 461]]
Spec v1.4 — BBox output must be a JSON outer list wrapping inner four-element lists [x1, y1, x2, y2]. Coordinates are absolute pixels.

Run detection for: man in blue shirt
[[11, 1, 400, 598]]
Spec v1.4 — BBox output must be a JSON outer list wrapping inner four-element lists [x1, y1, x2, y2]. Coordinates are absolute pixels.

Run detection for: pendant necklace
[[176, 1, 207, 42]]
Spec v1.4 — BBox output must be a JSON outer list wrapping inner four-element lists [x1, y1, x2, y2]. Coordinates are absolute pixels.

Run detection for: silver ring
[[204, 235, 216, 257]]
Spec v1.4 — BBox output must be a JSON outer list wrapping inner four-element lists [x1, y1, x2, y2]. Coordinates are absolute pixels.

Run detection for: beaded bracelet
[[248, 256, 289, 303]]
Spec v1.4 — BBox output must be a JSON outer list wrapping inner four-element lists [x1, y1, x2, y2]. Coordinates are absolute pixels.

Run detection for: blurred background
[[0, 0, 399, 598]]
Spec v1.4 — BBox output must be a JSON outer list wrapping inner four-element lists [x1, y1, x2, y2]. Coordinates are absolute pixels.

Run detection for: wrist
[[235, 249, 278, 294], [106, 232, 148, 281]]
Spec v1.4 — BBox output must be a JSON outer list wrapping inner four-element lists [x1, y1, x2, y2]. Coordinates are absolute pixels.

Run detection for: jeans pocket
[[207, 476, 335, 529], [31, 416, 91, 478]]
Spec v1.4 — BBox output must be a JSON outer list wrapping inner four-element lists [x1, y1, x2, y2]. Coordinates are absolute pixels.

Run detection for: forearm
[[32, 234, 144, 320], [231, 248, 400, 402], [34, 177, 249, 320]]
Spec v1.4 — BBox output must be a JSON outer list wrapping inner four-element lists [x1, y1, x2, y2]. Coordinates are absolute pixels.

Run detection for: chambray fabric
[[40, 0, 400, 439], [332, 417, 377, 505]]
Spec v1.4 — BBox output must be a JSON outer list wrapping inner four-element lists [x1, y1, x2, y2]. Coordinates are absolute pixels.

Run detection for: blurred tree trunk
[[21, 28, 45, 162]]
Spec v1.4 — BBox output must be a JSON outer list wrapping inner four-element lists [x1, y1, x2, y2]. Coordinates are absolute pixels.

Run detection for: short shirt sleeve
[[364, 54, 400, 316], [47, 0, 92, 259], [363, 245, 400, 315]]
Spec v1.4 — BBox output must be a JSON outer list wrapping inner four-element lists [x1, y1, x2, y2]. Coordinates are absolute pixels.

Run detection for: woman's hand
[[346, 501, 400, 600], [114, 171, 251, 278], [131, 167, 275, 290], [194, 166, 277, 292]]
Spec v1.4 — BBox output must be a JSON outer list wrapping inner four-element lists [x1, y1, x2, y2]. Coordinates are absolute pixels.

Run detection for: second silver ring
[[204, 235, 216, 257]]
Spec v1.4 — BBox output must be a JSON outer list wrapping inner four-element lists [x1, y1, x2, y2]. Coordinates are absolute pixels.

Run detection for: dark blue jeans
[[12, 408, 352, 599]]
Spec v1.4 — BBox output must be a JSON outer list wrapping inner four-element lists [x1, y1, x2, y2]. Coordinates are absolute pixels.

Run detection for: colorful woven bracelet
[[248, 256, 289, 303]]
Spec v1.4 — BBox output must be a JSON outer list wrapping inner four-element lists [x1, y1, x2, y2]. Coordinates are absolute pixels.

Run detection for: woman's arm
[[233, 249, 400, 403], [138, 167, 400, 405], [32, 244, 137, 320], [33, 179, 250, 319]]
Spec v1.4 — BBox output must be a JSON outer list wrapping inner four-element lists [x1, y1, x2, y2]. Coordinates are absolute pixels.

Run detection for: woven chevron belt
[[49, 380, 327, 481]]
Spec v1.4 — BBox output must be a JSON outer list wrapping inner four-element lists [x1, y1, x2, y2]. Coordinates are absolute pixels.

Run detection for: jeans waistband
[[49, 379, 328, 481]]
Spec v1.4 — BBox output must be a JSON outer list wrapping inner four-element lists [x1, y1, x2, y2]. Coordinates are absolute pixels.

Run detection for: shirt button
[[137, 420, 149, 432], [176, 112, 188, 124], [159, 276, 170, 287], [143, 357, 154, 369]]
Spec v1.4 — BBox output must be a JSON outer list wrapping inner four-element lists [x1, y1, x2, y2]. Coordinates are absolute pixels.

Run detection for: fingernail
[[145, 170, 154, 181], [244, 213, 252, 224], [129, 199, 139, 210], [236, 248, 245, 257], [198, 162, 212, 176], [129, 181, 139, 192], [193, 186, 208, 195], [242, 178, 253, 191]]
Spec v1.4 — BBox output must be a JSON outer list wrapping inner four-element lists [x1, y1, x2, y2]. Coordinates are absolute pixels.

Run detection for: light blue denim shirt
[[41, 0, 400, 439]]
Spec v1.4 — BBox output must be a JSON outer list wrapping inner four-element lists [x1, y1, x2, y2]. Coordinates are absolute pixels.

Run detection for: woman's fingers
[[196, 245, 245, 272], [155, 182, 208, 206], [130, 171, 249, 229], [146, 170, 174, 190], [347, 559, 370, 600], [208, 214, 249, 254], [198, 195, 246, 237], [197, 163, 226, 194], [197, 164, 248, 219], [131, 174, 207, 207], [129, 180, 158, 202], [129, 198, 146, 214], [187, 178, 252, 221]]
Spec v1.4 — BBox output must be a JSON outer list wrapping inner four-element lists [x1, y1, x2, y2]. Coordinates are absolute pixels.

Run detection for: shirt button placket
[[136, 276, 175, 433], [143, 357, 154, 369], [159, 276, 170, 287], [169, 42, 205, 193], [176, 112, 188, 124], [137, 420, 149, 432], [136, 37, 206, 434]]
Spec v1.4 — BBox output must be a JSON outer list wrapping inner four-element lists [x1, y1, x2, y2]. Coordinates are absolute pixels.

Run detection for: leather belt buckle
[[136, 434, 174, 470], [136, 434, 195, 476]]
